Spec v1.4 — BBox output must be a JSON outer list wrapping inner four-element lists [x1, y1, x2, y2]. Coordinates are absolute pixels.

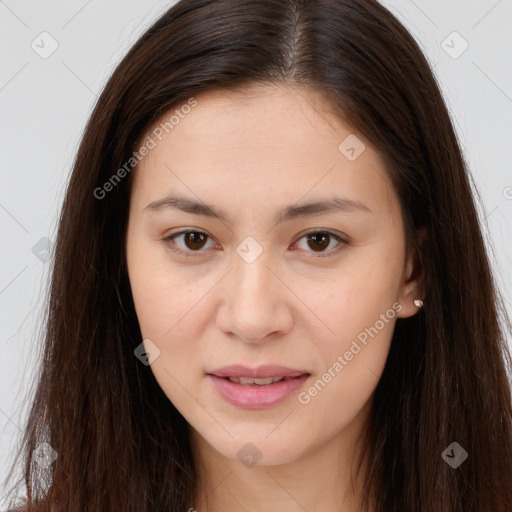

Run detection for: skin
[[125, 83, 423, 512]]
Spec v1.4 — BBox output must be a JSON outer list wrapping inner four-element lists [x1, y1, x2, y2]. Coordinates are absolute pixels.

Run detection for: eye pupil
[[185, 232, 207, 250], [307, 232, 330, 252]]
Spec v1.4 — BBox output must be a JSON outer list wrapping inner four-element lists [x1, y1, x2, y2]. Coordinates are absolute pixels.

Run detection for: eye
[[293, 229, 347, 257], [162, 230, 218, 256], [161, 229, 348, 258]]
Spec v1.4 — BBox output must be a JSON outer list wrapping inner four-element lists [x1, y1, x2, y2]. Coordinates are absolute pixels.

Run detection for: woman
[[4, 0, 512, 511]]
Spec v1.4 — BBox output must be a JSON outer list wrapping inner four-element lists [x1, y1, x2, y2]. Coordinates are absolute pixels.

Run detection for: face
[[125, 83, 421, 467]]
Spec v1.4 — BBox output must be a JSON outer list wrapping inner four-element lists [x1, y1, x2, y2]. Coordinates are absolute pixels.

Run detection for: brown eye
[[162, 230, 217, 256], [294, 230, 347, 257], [306, 232, 330, 252], [182, 231, 209, 251]]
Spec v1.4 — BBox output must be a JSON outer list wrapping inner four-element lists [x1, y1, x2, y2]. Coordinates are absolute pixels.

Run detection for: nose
[[216, 250, 294, 344]]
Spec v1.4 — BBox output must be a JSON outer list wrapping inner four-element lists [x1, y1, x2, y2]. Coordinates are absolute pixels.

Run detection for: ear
[[396, 226, 427, 319]]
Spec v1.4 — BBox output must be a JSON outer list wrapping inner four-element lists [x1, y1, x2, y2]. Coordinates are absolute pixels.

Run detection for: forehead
[[130, 83, 397, 220], [152, 83, 348, 147]]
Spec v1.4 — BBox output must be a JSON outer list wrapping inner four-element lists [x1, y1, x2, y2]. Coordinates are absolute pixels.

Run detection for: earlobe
[[396, 296, 424, 319], [396, 292, 424, 319]]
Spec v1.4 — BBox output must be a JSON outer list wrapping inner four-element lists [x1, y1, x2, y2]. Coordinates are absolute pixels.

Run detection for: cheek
[[126, 229, 197, 336], [293, 251, 402, 412], [126, 240, 214, 390], [129, 263, 209, 412], [296, 294, 397, 442], [299, 250, 402, 351], [306, 286, 397, 397], [129, 269, 204, 374]]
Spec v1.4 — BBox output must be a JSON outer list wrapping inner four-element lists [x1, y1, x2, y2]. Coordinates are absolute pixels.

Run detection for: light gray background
[[1, 0, 511, 502]]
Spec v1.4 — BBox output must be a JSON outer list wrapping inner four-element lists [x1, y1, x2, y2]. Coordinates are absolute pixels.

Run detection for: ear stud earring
[[413, 299, 424, 308]]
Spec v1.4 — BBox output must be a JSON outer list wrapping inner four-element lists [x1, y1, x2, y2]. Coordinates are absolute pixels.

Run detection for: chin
[[200, 426, 313, 468]]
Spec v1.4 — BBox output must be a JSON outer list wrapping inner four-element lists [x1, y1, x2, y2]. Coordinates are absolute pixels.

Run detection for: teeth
[[227, 376, 286, 385]]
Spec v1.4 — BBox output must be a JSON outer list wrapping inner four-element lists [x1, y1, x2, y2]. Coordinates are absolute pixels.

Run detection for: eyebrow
[[143, 193, 372, 223]]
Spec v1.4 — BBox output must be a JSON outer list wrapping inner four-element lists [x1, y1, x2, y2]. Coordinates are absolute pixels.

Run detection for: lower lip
[[207, 374, 310, 409]]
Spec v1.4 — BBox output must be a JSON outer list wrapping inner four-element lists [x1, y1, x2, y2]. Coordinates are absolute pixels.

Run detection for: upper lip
[[208, 365, 310, 378]]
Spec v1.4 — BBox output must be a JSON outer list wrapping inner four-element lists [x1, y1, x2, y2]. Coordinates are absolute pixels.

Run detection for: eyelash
[[160, 229, 348, 258]]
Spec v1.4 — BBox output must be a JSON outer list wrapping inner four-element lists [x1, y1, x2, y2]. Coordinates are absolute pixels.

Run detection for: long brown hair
[[4, 0, 512, 510]]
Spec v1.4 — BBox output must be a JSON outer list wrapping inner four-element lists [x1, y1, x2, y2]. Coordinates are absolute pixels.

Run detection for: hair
[[3, 0, 512, 511]]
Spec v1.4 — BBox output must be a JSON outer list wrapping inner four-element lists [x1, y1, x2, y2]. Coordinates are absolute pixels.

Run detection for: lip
[[208, 364, 309, 379], [207, 365, 310, 409]]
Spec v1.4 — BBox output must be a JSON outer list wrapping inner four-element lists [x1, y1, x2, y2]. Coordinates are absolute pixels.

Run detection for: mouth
[[208, 364, 309, 379], [206, 365, 311, 409], [220, 375, 303, 385]]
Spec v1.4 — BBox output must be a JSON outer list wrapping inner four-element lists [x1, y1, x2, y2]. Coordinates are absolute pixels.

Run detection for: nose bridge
[[231, 241, 275, 308], [217, 238, 291, 341]]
